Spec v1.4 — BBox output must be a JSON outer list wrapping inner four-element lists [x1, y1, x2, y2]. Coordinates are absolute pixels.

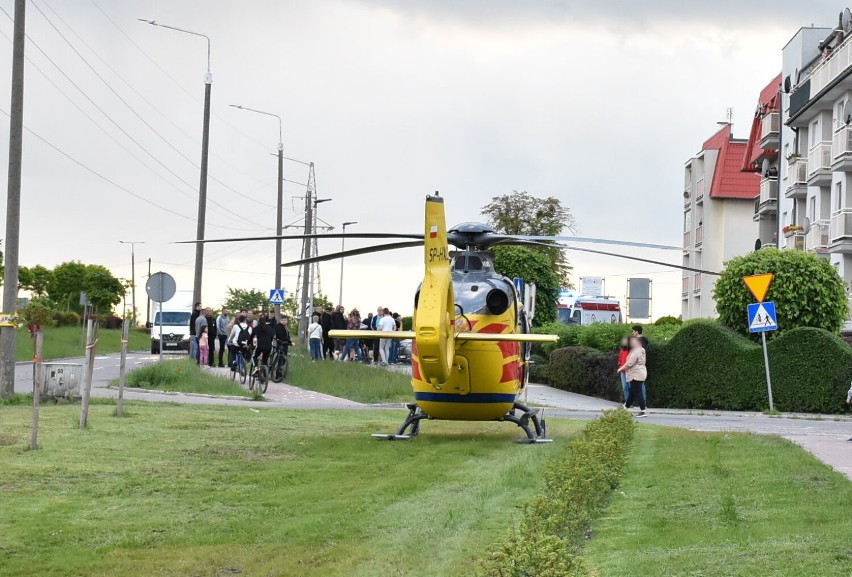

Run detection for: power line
[[25, 1, 271, 222], [39, 0, 279, 202], [0, 107, 257, 232]]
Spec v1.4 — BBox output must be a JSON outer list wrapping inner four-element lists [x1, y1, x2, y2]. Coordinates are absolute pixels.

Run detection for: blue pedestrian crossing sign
[[268, 289, 285, 305], [747, 301, 777, 333], [513, 277, 524, 298]]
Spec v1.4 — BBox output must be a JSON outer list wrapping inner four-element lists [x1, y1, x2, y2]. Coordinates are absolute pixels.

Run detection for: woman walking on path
[[618, 336, 647, 417]]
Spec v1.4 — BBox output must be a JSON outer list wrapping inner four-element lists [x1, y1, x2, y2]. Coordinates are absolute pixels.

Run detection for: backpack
[[236, 324, 252, 346]]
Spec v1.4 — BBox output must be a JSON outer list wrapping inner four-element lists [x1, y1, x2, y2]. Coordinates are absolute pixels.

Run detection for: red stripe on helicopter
[[496, 340, 519, 359], [477, 323, 508, 334], [500, 360, 520, 383]]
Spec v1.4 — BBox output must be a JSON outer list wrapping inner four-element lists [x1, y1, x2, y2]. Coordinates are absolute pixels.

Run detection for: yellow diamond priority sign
[[743, 273, 774, 303]]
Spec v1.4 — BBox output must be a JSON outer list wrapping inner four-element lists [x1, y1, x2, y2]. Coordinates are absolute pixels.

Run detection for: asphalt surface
[[13, 353, 852, 480]]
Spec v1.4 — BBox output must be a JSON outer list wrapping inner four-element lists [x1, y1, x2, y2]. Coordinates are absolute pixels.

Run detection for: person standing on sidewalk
[[618, 336, 647, 417], [205, 308, 217, 368], [194, 308, 209, 365], [189, 302, 202, 362], [308, 314, 323, 361], [617, 336, 630, 401], [378, 307, 396, 365], [216, 307, 230, 368]]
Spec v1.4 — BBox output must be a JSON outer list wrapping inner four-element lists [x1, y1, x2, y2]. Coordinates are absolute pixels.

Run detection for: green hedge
[[533, 321, 683, 356], [544, 320, 852, 413], [483, 410, 635, 576]]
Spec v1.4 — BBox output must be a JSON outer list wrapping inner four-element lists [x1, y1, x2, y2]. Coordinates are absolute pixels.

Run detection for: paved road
[[13, 355, 852, 479]]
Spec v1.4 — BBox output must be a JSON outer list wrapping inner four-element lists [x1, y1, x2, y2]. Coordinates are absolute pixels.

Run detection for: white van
[[557, 295, 622, 325], [149, 290, 194, 354]]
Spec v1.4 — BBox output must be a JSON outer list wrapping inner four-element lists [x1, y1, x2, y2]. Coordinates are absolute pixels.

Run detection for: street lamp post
[[229, 104, 283, 320], [119, 241, 145, 327], [338, 222, 357, 306], [140, 19, 211, 308]]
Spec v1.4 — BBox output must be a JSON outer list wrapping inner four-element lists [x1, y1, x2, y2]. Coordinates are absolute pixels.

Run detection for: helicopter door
[[449, 355, 471, 396]]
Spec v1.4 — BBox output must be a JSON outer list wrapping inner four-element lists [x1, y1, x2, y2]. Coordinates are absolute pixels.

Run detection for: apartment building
[[682, 125, 759, 319], [781, 23, 852, 322]]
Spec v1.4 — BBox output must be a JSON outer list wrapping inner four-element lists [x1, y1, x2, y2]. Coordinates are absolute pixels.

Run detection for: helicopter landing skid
[[505, 402, 552, 444], [372, 403, 427, 441]]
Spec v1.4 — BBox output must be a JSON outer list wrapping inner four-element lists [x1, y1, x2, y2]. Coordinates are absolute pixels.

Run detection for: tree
[[481, 190, 575, 286], [282, 293, 333, 320], [491, 246, 560, 326], [713, 248, 848, 336], [47, 261, 87, 311], [19, 265, 53, 297], [84, 265, 125, 313], [46, 262, 124, 314], [222, 287, 269, 313]]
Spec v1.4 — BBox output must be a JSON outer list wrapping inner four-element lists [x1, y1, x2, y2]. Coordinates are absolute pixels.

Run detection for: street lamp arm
[[139, 18, 211, 76], [229, 104, 282, 146]]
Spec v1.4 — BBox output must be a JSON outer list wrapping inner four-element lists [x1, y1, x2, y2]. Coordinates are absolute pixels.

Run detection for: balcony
[[693, 273, 701, 294], [758, 112, 780, 149], [695, 178, 705, 204], [807, 37, 852, 98], [782, 230, 805, 251], [807, 141, 832, 186], [694, 225, 703, 247], [754, 177, 778, 218], [682, 276, 689, 299], [805, 219, 830, 253], [832, 125, 852, 172], [830, 208, 852, 244], [785, 157, 808, 199]]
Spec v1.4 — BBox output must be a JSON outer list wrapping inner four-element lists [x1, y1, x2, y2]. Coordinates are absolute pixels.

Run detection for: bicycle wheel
[[239, 358, 248, 384], [230, 361, 237, 380], [280, 355, 289, 380], [270, 356, 283, 383], [257, 365, 269, 394]]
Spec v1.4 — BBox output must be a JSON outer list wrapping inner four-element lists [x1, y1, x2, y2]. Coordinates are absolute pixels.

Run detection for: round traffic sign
[[146, 272, 177, 303]]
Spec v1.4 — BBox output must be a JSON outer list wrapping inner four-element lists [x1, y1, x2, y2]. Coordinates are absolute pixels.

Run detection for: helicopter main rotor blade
[[508, 235, 682, 251], [509, 238, 720, 276], [176, 232, 424, 244], [281, 240, 424, 267]]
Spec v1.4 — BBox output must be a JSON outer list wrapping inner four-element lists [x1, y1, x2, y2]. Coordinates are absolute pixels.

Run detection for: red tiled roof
[[743, 74, 782, 170], [701, 124, 760, 200]]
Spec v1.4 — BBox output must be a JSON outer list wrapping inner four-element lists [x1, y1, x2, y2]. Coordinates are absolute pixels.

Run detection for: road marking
[[94, 367, 104, 371]]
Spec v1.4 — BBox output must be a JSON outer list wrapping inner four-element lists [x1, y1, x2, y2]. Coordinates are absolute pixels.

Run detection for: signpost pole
[[158, 274, 164, 364], [760, 331, 774, 411]]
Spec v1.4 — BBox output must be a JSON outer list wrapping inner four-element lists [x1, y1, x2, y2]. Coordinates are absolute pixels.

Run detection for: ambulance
[[557, 290, 623, 325]]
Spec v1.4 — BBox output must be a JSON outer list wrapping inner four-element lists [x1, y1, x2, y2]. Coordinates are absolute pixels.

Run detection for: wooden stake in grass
[[117, 320, 129, 418], [79, 320, 97, 429], [30, 329, 43, 450]]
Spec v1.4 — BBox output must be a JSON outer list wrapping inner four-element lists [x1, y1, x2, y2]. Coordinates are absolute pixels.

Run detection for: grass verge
[[0, 404, 581, 577], [16, 326, 150, 361], [121, 359, 255, 398], [285, 352, 413, 403], [582, 426, 852, 576], [483, 409, 636, 576]]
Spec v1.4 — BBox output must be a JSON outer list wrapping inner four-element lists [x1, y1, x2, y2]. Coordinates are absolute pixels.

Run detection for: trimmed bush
[[483, 410, 635, 576], [547, 320, 852, 413], [654, 315, 681, 326], [548, 347, 621, 401]]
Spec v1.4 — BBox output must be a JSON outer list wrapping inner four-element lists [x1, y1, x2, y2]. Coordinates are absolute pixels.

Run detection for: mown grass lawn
[[121, 359, 255, 398], [286, 352, 413, 404], [0, 404, 580, 577], [583, 426, 852, 576], [16, 326, 150, 362]]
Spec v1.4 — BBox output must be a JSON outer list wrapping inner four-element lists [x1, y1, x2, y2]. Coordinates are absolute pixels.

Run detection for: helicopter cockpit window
[[453, 255, 484, 271]]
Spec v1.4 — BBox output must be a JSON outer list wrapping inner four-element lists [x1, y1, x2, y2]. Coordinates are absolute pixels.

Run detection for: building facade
[[782, 24, 852, 325], [682, 125, 759, 319]]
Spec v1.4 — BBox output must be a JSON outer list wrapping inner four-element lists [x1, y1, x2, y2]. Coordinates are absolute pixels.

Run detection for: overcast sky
[[0, 0, 842, 319]]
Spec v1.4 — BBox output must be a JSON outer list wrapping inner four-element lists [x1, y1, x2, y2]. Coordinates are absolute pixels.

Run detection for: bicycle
[[268, 340, 290, 383], [230, 345, 249, 384], [249, 346, 270, 395]]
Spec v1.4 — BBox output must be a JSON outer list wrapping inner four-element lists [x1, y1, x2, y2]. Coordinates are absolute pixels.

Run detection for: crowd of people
[[307, 304, 406, 365], [187, 302, 293, 374], [184, 301, 405, 370]]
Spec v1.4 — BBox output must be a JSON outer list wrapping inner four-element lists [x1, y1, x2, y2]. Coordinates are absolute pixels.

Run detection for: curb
[[111, 386, 264, 402]]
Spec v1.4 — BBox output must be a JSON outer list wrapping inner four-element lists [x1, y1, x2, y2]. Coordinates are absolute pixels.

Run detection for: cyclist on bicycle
[[251, 315, 275, 376], [227, 314, 252, 370]]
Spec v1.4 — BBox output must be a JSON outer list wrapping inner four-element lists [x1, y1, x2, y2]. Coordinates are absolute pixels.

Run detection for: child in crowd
[[198, 325, 209, 366]]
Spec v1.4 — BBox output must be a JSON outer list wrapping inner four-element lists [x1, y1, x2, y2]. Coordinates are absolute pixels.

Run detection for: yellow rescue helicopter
[[185, 193, 713, 442]]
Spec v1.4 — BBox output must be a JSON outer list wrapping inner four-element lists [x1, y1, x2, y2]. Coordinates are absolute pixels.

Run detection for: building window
[[810, 196, 816, 220], [836, 182, 843, 212]]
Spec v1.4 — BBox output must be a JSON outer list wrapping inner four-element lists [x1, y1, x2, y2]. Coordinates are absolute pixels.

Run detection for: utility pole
[[298, 173, 313, 344], [119, 241, 144, 327], [0, 0, 26, 398], [229, 105, 283, 319], [146, 257, 151, 326], [338, 221, 357, 306], [140, 20, 211, 308]]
